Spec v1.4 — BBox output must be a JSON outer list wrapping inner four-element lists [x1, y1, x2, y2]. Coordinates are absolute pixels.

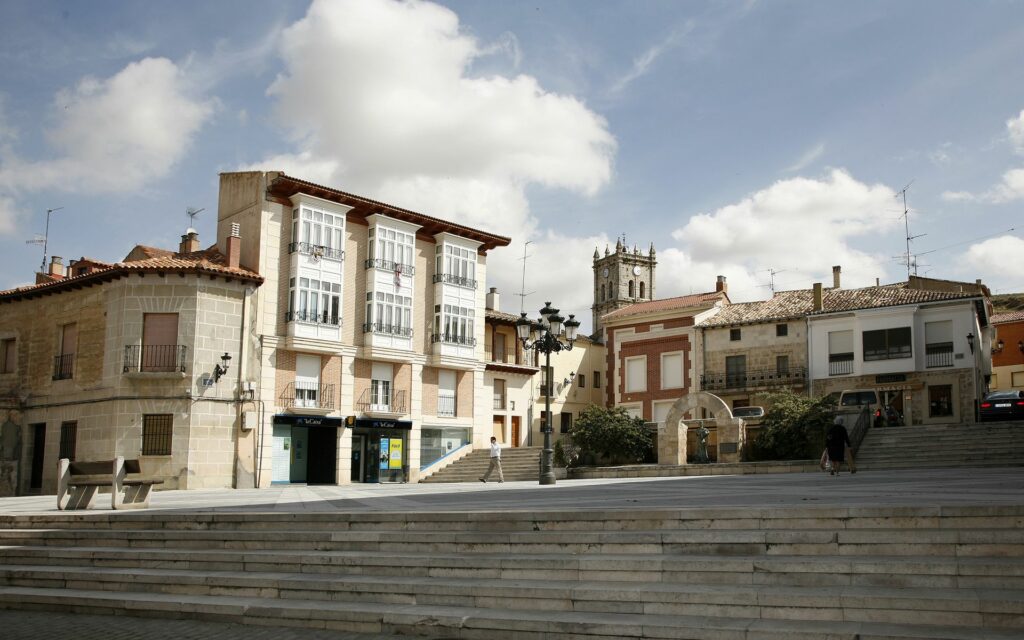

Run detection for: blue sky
[[1, 0, 1022, 333]]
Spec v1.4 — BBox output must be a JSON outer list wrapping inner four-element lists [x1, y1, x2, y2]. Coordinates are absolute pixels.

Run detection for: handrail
[[848, 406, 871, 455], [281, 381, 336, 410], [363, 258, 415, 275], [356, 388, 407, 414], [123, 345, 187, 373], [288, 241, 344, 260]]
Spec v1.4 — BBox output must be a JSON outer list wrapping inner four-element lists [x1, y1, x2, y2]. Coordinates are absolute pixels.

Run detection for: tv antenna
[[24, 207, 63, 273], [895, 182, 925, 277], [757, 267, 789, 294], [186, 206, 205, 232], [516, 240, 536, 314]]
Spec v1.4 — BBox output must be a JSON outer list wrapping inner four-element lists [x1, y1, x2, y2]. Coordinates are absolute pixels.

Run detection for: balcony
[[286, 310, 341, 326], [363, 322, 413, 338], [282, 381, 335, 412], [926, 342, 954, 368], [123, 345, 187, 374], [288, 241, 344, 261], [700, 366, 807, 392], [829, 354, 854, 376], [431, 332, 477, 347], [363, 258, 415, 275], [357, 388, 407, 416], [432, 273, 477, 289], [438, 393, 456, 417], [52, 353, 74, 380]]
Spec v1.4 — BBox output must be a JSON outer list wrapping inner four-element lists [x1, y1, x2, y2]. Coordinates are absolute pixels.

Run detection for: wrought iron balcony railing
[[356, 388, 407, 414], [288, 241, 344, 261], [363, 322, 413, 338], [438, 394, 456, 417], [432, 273, 477, 289], [52, 353, 74, 380], [286, 310, 341, 326], [282, 381, 336, 410], [925, 342, 954, 368], [431, 332, 477, 347], [700, 366, 808, 392], [123, 344, 187, 373], [363, 258, 415, 275]]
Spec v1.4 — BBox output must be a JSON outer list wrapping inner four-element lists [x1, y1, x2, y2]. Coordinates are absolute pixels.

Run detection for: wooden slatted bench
[[57, 457, 163, 510]]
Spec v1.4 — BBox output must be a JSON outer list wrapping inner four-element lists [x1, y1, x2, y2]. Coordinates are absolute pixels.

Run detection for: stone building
[[483, 289, 539, 449], [0, 234, 263, 496], [217, 171, 509, 486], [591, 240, 656, 339], [991, 311, 1024, 391]]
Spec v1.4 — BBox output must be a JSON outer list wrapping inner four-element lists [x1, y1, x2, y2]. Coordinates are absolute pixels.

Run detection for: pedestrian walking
[[826, 416, 856, 475], [480, 436, 504, 483]]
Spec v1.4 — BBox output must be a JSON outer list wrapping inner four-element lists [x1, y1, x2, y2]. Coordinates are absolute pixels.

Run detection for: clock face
[[632, 266, 642, 276], [602, 267, 609, 278]]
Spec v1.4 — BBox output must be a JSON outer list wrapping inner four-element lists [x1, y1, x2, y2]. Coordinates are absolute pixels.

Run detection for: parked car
[[732, 406, 765, 420], [980, 390, 1024, 422]]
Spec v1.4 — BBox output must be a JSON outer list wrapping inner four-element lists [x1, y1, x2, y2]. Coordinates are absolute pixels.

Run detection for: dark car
[[980, 391, 1024, 422]]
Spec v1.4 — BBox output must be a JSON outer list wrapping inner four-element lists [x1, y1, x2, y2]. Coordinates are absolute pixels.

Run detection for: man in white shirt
[[479, 436, 504, 483]]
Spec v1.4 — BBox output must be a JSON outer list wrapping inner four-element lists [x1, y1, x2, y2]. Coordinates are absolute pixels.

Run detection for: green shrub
[[743, 391, 834, 461], [569, 405, 655, 465]]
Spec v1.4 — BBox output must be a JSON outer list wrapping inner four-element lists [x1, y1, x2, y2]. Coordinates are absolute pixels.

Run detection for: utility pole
[[897, 183, 925, 278], [516, 241, 536, 314], [38, 207, 64, 273]]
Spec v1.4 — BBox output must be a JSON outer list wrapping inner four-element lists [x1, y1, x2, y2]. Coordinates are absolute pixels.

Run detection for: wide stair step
[[855, 422, 1024, 470], [422, 447, 543, 482]]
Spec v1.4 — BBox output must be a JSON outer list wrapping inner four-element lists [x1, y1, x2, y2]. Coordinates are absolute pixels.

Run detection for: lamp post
[[516, 302, 580, 485]]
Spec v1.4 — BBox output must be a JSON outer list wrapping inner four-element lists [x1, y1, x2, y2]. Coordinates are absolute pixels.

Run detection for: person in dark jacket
[[826, 416, 856, 475]]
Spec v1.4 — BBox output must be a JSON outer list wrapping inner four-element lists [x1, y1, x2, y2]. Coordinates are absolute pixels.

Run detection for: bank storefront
[[271, 415, 342, 485], [350, 418, 412, 483]]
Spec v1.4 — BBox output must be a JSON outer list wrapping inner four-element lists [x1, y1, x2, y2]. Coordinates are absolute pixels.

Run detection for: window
[[54, 323, 77, 380], [652, 401, 674, 424], [594, 371, 601, 388], [368, 226, 415, 272], [292, 206, 345, 257], [625, 356, 647, 392], [639, 282, 645, 299], [59, 421, 77, 461], [492, 378, 506, 411], [295, 354, 321, 408], [730, 328, 741, 341], [1012, 371, 1024, 387], [434, 244, 477, 287], [928, 384, 954, 417], [141, 313, 179, 372], [541, 410, 552, 432], [776, 323, 788, 337], [776, 355, 790, 375], [370, 363, 393, 410], [366, 291, 412, 335], [661, 352, 683, 389], [142, 414, 173, 456], [433, 304, 474, 345], [828, 330, 854, 376], [560, 412, 572, 434], [439, 370, 457, 417], [492, 331, 506, 362], [1, 338, 15, 373], [863, 327, 912, 361], [925, 321, 954, 368], [290, 277, 341, 325], [725, 355, 746, 388], [577, 373, 586, 388], [628, 280, 635, 297], [540, 366, 554, 396]]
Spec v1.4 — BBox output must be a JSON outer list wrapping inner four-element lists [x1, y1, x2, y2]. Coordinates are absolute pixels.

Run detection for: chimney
[[48, 256, 64, 278], [486, 287, 499, 310], [813, 282, 823, 311], [715, 275, 728, 293], [832, 265, 841, 289], [876, 277, 880, 286], [179, 229, 200, 254], [226, 223, 241, 269]]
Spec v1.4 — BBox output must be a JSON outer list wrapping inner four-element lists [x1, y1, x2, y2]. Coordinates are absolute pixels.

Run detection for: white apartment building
[[217, 172, 509, 486]]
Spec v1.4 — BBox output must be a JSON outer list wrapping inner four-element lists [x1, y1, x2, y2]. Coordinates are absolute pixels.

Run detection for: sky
[[0, 0, 1022, 334]]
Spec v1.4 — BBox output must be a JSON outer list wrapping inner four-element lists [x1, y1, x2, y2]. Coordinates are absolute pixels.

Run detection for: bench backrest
[[68, 459, 142, 475]]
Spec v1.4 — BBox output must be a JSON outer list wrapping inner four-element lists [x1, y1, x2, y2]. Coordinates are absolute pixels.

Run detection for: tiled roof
[[485, 308, 596, 344], [993, 310, 1024, 324], [0, 245, 262, 302], [700, 290, 815, 327], [602, 292, 725, 322]]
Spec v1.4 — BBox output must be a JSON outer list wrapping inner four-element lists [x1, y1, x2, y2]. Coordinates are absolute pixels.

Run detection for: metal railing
[[363, 258, 415, 275], [286, 310, 341, 326], [123, 345, 187, 373], [493, 395, 506, 411], [925, 342, 954, 368], [363, 322, 413, 337], [848, 406, 871, 455], [431, 332, 477, 347], [52, 353, 74, 380], [700, 366, 807, 391], [356, 388, 407, 414], [829, 354, 854, 376], [438, 394, 456, 417], [432, 273, 477, 288], [288, 242, 344, 260], [282, 381, 336, 410]]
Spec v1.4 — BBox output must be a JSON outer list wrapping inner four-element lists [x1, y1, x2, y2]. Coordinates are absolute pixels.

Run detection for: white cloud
[[942, 167, 1024, 203], [0, 195, 20, 234], [958, 236, 1024, 288], [608, 24, 692, 95], [784, 142, 825, 173], [663, 169, 900, 300], [0, 57, 214, 194], [1008, 109, 1024, 154]]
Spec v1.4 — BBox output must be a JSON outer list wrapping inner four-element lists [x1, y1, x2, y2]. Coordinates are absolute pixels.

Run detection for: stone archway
[[658, 392, 745, 465]]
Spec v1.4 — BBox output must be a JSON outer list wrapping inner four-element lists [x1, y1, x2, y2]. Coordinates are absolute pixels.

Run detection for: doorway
[[351, 435, 365, 482], [29, 423, 45, 490], [306, 426, 338, 484], [271, 420, 338, 485], [492, 416, 504, 443], [511, 416, 521, 447]]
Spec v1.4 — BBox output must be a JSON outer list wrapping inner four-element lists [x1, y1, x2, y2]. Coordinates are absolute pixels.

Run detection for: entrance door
[[492, 416, 504, 443], [29, 423, 45, 490], [271, 424, 291, 484], [351, 435, 364, 482], [306, 427, 338, 484], [365, 437, 381, 483], [290, 426, 309, 483], [511, 416, 521, 448]]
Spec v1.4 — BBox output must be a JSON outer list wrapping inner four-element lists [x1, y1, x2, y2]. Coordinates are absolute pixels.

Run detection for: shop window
[[420, 427, 471, 469], [928, 385, 954, 417], [142, 414, 173, 456]]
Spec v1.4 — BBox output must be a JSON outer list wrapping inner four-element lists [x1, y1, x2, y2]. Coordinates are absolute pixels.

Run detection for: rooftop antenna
[[516, 240, 536, 314], [186, 206, 205, 233], [895, 182, 925, 278], [25, 207, 64, 273], [757, 267, 789, 294]]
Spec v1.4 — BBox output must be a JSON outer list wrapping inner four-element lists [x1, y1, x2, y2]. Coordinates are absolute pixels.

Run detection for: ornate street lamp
[[516, 303, 580, 485]]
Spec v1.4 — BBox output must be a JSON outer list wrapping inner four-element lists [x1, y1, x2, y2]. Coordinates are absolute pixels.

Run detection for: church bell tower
[[591, 238, 657, 340]]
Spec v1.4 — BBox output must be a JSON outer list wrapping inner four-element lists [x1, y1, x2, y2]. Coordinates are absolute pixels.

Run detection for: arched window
[[640, 281, 645, 299], [600, 284, 605, 301], [628, 280, 635, 297]]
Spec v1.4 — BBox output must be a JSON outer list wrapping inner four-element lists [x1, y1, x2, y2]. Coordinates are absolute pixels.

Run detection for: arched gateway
[[658, 392, 746, 465]]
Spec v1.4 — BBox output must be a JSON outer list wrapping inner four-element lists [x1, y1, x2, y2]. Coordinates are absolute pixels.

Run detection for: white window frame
[[369, 225, 415, 272], [624, 356, 647, 393], [660, 351, 684, 390], [290, 277, 341, 325], [435, 243, 477, 288], [438, 370, 457, 418], [371, 363, 393, 411], [434, 304, 475, 345], [292, 205, 345, 258]]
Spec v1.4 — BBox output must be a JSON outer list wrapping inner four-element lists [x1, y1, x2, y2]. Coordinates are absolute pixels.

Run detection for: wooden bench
[[57, 457, 163, 510]]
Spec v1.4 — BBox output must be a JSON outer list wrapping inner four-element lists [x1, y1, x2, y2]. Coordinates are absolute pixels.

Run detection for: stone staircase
[[422, 446, 542, 483], [856, 420, 1024, 470], [1, 506, 1023, 638]]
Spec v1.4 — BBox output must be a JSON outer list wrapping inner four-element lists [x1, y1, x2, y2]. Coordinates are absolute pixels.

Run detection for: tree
[[743, 390, 834, 461], [568, 405, 655, 466]]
